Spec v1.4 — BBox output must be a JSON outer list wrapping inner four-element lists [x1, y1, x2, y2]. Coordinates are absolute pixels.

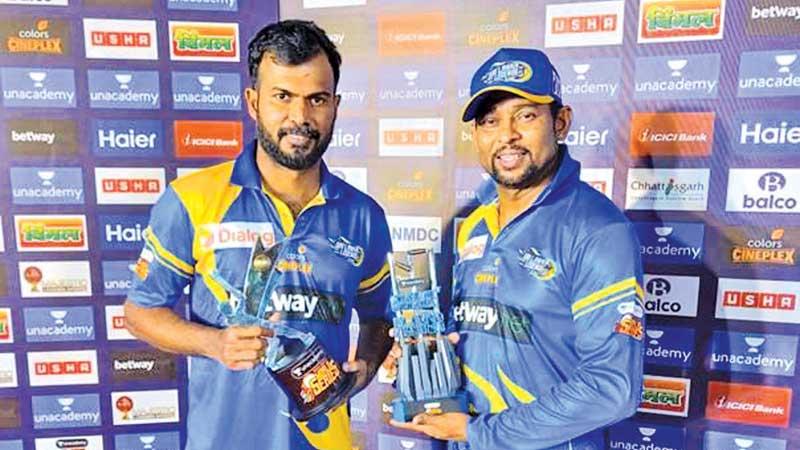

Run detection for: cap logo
[[480, 61, 532, 85]]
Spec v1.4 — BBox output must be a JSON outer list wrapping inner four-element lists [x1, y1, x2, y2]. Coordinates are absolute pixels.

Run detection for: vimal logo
[[1, 67, 75, 108], [738, 50, 800, 98], [88, 69, 160, 109]]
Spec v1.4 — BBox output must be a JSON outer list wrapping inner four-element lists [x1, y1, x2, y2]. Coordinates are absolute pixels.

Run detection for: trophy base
[[291, 371, 358, 422], [391, 391, 469, 422]]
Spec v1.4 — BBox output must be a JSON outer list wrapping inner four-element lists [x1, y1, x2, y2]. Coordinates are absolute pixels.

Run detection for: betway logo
[[752, 5, 800, 20], [265, 291, 319, 319], [114, 359, 155, 372], [11, 130, 54, 144], [453, 301, 498, 331]]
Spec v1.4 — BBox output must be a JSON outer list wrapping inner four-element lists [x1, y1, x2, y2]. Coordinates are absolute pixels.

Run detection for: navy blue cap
[[461, 47, 562, 122]]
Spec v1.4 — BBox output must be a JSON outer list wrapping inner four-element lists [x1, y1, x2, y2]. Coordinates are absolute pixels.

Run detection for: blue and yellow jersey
[[451, 148, 644, 450], [128, 141, 392, 450]]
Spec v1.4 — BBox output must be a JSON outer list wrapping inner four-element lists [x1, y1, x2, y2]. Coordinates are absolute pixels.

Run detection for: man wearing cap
[[392, 48, 644, 449]]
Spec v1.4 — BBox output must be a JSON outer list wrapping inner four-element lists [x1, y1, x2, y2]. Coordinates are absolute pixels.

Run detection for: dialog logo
[[1, 67, 76, 108], [31, 393, 101, 429], [725, 169, 799, 213], [27, 350, 99, 386], [168, 0, 238, 11], [387, 215, 442, 253], [99, 214, 147, 251], [709, 331, 798, 376], [88, 69, 160, 109], [102, 260, 135, 296], [545, 1, 625, 48], [169, 21, 239, 62], [0, 17, 69, 55], [197, 222, 276, 250], [643, 274, 700, 318], [747, 0, 800, 36], [95, 167, 165, 205], [111, 389, 179, 425], [738, 50, 800, 98], [10, 167, 84, 205], [625, 168, 710, 211], [106, 304, 136, 341], [379, 118, 444, 157], [5, 119, 78, 157], [638, 0, 726, 43], [635, 222, 705, 265], [732, 110, 800, 155], [82, 18, 157, 60], [579, 168, 614, 200], [555, 58, 622, 103], [608, 420, 687, 450], [645, 325, 695, 368], [111, 349, 177, 383], [174, 120, 242, 158], [18, 260, 91, 298], [172, 71, 241, 110], [0, 354, 18, 388], [14, 214, 88, 252], [715, 277, 800, 324], [377, 12, 445, 56], [639, 375, 691, 417], [703, 430, 787, 450], [706, 381, 792, 428], [24, 306, 95, 343], [0, 308, 13, 344], [634, 53, 721, 100], [114, 432, 181, 450], [629, 112, 715, 157]]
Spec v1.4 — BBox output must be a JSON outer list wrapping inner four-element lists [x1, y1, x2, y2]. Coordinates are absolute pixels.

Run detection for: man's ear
[[244, 84, 259, 122], [553, 104, 573, 141]]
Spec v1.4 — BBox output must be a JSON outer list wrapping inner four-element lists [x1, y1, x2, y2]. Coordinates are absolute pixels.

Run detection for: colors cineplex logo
[[168, 0, 238, 11], [460, 7, 525, 48], [95, 167, 165, 205], [556, 58, 622, 103], [639, 375, 691, 417], [0, 353, 17, 388], [115, 432, 181, 450], [747, 0, 800, 36], [18, 261, 91, 298], [0, 17, 69, 55], [99, 214, 147, 251], [111, 349, 177, 383], [579, 168, 614, 199], [738, 50, 800, 98], [706, 381, 792, 428], [379, 118, 444, 157], [106, 304, 135, 341], [725, 169, 799, 213], [374, 166, 443, 214], [10, 167, 83, 205], [645, 325, 694, 368], [91, 119, 163, 158], [387, 215, 442, 253], [703, 431, 787, 450], [31, 393, 101, 429], [329, 167, 368, 194], [24, 306, 95, 343], [34, 436, 103, 450], [169, 21, 239, 62], [545, 0, 625, 48], [608, 420, 686, 450], [629, 112, 715, 157], [643, 274, 699, 317], [88, 69, 160, 109], [112, 389, 179, 425], [709, 331, 798, 376], [625, 168, 710, 211], [172, 71, 241, 110], [638, 0, 726, 43], [82, 18, 157, 60], [732, 110, 800, 155], [27, 350, 99, 387], [174, 120, 242, 158], [635, 222, 704, 265], [14, 214, 87, 252], [715, 278, 800, 324], [0, 308, 13, 344], [727, 227, 797, 266], [5, 119, 78, 157], [377, 64, 444, 109], [634, 53, 720, 100], [1, 67, 75, 108], [378, 12, 445, 56], [103, 260, 134, 296]]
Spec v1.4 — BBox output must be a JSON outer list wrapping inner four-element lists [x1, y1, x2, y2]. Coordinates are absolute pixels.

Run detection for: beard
[[256, 120, 333, 171], [490, 143, 562, 190]]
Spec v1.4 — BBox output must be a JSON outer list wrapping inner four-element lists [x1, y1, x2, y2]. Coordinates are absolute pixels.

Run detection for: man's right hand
[[211, 325, 273, 371]]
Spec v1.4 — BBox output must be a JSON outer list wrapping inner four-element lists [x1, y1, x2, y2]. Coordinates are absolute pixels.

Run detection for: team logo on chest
[[328, 236, 364, 267], [518, 247, 556, 280]]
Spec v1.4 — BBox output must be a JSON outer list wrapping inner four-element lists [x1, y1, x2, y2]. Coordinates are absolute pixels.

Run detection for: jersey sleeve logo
[[328, 236, 364, 267], [517, 247, 556, 281]]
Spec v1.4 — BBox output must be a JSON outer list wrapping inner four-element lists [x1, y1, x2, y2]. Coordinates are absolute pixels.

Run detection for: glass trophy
[[387, 248, 468, 422], [209, 236, 356, 421]]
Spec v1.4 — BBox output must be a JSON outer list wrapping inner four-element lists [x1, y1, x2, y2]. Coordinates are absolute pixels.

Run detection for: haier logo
[[738, 50, 800, 98], [747, 0, 800, 36], [377, 65, 444, 109], [111, 349, 177, 383], [709, 331, 798, 376], [82, 18, 158, 60], [24, 306, 95, 343], [726, 169, 799, 213], [31, 394, 101, 429], [27, 350, 99, 386], [168, 0, 238, 11], [5, 119, 78, 157], [115, 432, 181, 450], [111, 389, 179, 425], [379, 118, 444, 157], [10, 167, 84, 205], [732, 111, 800, 154], [645, 326, 694, 368], [706, 381, 792, 428], [103, 260, 134, 296], [1, 67, 75, 108], [328, 118, 366, 158], [34, 435, 103, 450], [634, 53, 720, 100], [88, 70, 160, 109], [608, 420, 686, 450], [626, 169, 710, 211], [387, 216, 442, 253], [556, 58, 622, 103], [560, 115, 614, 160], [95, 167, 165, 205], [544, 1, 625, 48], [643, 274, 700, 317], [635, 222, 705, 265], [99, 214, 147, 251], [91, 119, 163, 157], [638, 0, 726, 43], [703, 431, 787, 450], [715, 277, 800, 324], [172, 72, 241, 110]]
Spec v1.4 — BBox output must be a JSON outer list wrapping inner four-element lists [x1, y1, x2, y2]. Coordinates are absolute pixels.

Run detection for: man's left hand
[[389, 412, 469, 442], [342, 359, 369, 392]]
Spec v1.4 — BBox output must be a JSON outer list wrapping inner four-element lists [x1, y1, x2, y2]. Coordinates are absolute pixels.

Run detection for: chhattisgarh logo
[[517, 247, 556, 280], [639, 0, 726, 43]]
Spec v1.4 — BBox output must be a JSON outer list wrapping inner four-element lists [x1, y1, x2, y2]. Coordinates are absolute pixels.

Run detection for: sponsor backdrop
[[0, 1, 798, 450], [0, 0, 275, 449]]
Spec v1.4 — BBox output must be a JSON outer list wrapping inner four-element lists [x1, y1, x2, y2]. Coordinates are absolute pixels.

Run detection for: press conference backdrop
[[0, 0, 798, 449]]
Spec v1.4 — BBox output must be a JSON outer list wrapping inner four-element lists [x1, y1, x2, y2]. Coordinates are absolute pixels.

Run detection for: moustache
[[493, 145, 530, 157], [277, 125, 321, 141]]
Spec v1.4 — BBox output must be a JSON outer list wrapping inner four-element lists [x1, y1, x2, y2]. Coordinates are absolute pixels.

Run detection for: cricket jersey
[[451, 147, 645, 450], [128, 141, 392, 450]]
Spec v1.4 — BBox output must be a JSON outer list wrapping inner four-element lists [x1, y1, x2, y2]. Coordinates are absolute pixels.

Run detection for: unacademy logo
[[33, 397, 100, 427], [634, 54, 720, 100], [642, 226, 702, 260], [645, 329, 692, 364], [10, 168, 84, 204], [1, 67, 76, 108], [378, 67, 444, 109], [26, 310, 94, 340], [561, 61, 620, 100], [172, 72, 241, 110], [88, 70, 160, 109], [738, 51, 800, 97], [608, 426, 680, 450]]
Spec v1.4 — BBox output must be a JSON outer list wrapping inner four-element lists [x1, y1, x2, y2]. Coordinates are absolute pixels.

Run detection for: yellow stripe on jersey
[[463, 363, 508, 413], [143, 228, 194, 277], [571, 277, 643, 318], [497, 365, 536, 404], [358, 261, 390, 293]]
